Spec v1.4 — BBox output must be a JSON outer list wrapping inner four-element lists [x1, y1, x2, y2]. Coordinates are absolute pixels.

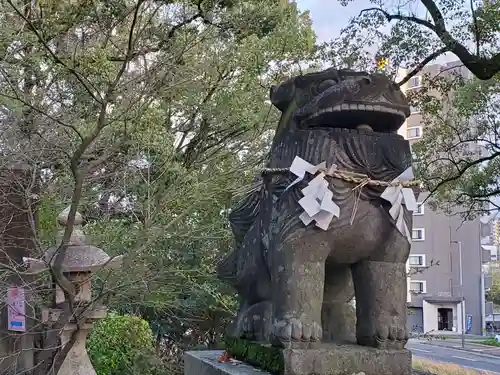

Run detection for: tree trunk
[[0, 164, 38, 375]]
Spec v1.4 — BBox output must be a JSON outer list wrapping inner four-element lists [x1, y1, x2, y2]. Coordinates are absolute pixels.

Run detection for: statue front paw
[[271, 318, 322, 347], [386, 324, 409, 350], [358, 324, 408, 350], [233, 301, 272, 341]]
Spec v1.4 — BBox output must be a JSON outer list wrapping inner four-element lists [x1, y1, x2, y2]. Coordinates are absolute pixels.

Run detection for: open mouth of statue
[[299, 103, 407, 133]]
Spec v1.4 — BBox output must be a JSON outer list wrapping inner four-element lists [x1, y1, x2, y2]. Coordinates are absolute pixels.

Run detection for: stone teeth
[[304, 105, 406, 122]]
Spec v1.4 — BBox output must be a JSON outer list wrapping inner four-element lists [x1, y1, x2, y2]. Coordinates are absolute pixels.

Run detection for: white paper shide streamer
[[286, 156, 340, 231], [380, 167, 418, 240]]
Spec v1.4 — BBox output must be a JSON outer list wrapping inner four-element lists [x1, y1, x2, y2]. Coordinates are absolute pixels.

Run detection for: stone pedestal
[[185, 343, 412, 375], [58, 327, 96, 375]]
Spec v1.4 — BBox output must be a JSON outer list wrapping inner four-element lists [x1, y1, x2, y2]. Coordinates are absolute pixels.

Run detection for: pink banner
[[7, 287, 26, 332]]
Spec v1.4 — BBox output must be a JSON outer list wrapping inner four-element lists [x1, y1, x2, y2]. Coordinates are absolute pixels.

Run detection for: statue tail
[[216, 250, 238, 283], [217, 186, 263, 284], [229, 187, 262, 248]]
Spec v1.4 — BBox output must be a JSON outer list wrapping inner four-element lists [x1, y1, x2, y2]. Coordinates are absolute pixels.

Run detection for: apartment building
[[397, 62, 492, 335]]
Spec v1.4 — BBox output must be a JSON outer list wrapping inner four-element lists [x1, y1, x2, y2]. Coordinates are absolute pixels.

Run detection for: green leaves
[[0, 0, 318, 372], [486, 267, 500, 311], [411, 72, 500, 218], [0, 0, 317, 371], [87, 313, 158, 375], [328, 0, 500, 81], [325, 0, 500, 217], [471, 1, 500, 45]]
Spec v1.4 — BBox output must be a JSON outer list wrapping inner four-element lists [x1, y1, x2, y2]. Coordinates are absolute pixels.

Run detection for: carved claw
[[240, 315, 254, 340], [359, 325, 408, 350], [233, 301, 272, 342], [387, 326, 408, 350], [271, 318, 322, 347]]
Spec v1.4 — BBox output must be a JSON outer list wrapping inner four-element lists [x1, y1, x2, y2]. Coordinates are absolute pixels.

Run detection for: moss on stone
[[225, 337, 284, 375]]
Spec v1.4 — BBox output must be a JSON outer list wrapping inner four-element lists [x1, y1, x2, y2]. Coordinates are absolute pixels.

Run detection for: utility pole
[[496, 220, 500, 266], [480, 250, 486, 337], [452, 240, 466, 348]]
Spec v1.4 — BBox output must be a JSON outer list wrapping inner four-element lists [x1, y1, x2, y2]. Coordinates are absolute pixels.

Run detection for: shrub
[[479, 337, 500, 347], [87, 313, 157, 375]]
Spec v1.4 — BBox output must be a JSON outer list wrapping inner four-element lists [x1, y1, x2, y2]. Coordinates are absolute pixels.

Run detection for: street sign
[[7, 286, 26, 332]]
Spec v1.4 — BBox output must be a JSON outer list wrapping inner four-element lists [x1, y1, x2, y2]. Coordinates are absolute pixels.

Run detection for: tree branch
[[397, 47, 449, 86], [108, 0, 223, 62], [359, 7, 436, 31], [38, 2, 146, 373], [362, 1, 500, 80], [469, 0, 480, 56], [5, 0, 102, 103], [422, 150, 500, 204], [0, 93, 84, 141]]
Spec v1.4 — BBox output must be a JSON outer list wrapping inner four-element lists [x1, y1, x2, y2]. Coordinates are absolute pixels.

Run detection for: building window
[[410, 280, 426, 293], [413, 203, 424, 215], [407, 126, 422, 139], [412, 228, 425, 241], [410, 76, 421, 88], [409, 254, 426, 267]]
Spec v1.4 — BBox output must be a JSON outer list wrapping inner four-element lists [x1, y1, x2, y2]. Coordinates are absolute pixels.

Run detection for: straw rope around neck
[[231, 165, 421, 199], [259, 165, 420, 225], [260, 166, 421, 188]]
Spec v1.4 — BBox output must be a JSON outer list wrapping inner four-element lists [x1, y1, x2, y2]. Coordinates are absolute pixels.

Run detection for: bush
[[88, 313, 163, 375], [480, 337, 500, 347]]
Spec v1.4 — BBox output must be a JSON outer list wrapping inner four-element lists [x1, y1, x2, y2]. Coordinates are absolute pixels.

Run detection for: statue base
[[184, 340, 412, 375]]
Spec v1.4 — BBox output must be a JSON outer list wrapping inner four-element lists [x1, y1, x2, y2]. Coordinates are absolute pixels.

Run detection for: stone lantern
[[24, 206, 123, 375]]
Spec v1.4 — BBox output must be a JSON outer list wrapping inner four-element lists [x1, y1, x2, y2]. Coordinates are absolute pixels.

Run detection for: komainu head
[[270, 68, 411, 136]]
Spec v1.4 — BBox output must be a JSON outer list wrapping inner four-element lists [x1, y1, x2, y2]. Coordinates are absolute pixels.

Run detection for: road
[[408, 340, 500, 373]]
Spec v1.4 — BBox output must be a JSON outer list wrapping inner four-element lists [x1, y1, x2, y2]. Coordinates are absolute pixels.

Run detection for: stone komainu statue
[[217, 68, 414, 349]]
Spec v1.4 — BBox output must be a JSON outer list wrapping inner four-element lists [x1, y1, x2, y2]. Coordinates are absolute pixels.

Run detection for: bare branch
[[469, 0, 480, 56], [108, 1, 225, 62], [397, 47, 449, 86], [359, 7, 436, 31], [0, 93, 84, 141], [5, 1, 103, 103], [421, 151, 500, 207], [361, 2, 500, 80]]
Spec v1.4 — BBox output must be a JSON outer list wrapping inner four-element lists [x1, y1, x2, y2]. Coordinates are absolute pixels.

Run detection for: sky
[[295, 0, 370, 43]]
